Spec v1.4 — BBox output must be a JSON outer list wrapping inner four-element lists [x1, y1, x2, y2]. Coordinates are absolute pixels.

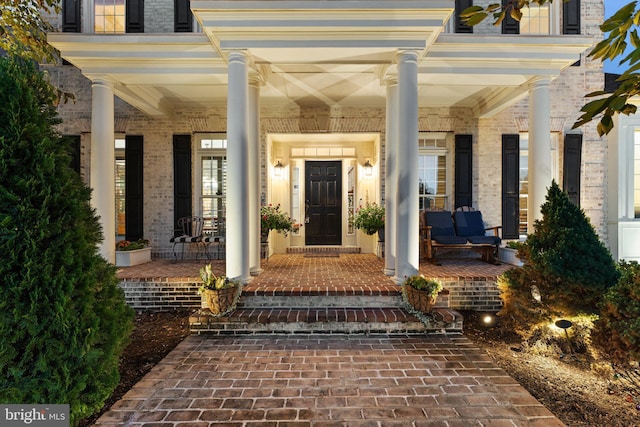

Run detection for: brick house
[[45, 0, 635, 283]]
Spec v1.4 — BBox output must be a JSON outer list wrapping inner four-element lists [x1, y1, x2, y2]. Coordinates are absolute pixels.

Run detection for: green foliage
[[402, 275, 443, 296], [0, 0, 61, 63], [461, 0, 640, 135], [498, 181, 619, 330], [592, 261, 640, 366], [353, 203, 385, 235], [260, 204, 296, 235], [0, 57, 133, 425], [115, 238, 149, 251], [198, 264, 238, 292]]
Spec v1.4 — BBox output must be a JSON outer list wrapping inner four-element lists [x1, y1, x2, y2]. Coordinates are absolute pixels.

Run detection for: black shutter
[[175, 0, 193, 32], [563, 0, 581, 34], [502, 0, 520, 34], [62, 0, 81, 32], [563, 134, 582, 207], [454, 134, 473, 208], [66, 135, 81, 173], [455, 0, 473, 33], [173, 135, 192, 230], [126, 0, 144, 33], [125, 136, 144, 241], [502, 134, 520, 239]]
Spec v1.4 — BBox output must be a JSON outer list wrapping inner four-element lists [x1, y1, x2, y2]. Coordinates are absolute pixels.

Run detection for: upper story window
[[520, 4, 550, 35], [95, 0, 126, 33]]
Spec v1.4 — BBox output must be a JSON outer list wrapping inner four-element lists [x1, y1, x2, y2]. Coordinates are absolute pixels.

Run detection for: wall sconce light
[[363, 159, 373, 176], [274, 160, 284, 177]]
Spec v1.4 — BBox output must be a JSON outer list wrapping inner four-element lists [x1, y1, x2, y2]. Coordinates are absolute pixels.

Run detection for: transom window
[[418, 133, 449, 211], [95, 0, 125, 33]]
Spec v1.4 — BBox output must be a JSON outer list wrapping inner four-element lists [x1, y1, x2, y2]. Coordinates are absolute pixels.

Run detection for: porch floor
[[116, 253, 511, 291]]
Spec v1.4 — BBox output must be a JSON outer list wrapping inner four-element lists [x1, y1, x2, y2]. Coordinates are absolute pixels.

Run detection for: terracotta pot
[[203, 286, 237, 314], [404, 285, 437, 313]]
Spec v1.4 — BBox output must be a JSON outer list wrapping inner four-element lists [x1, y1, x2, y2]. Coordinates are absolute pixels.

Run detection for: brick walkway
[[94, 334, 563, 426], [102, 255, 562, 426]]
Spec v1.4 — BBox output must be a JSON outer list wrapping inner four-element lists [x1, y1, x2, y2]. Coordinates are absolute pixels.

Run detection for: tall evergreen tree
[[500, 181, 619, 325], [0, 57, 133, 425]]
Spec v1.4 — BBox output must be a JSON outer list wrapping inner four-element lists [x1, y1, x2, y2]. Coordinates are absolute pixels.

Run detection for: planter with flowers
[[198, 264, 242, 315], [353, 203, 385, 240], [115, 238, 151, 267], [260, 204, 296, 242], [402, 275, 443, 313]]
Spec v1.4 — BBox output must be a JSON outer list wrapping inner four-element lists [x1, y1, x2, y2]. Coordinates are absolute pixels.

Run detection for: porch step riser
[[189, 308, 463, 335], [240, 295, 403, 308]]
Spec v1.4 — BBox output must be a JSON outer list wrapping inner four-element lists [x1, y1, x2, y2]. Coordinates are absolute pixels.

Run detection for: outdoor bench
[[421, 210, 501, 265]]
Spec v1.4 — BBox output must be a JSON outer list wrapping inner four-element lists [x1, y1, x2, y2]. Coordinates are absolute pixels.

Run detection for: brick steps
[[189, 286, 464, 335]]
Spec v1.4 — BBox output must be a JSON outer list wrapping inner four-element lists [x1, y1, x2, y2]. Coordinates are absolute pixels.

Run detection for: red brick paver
[[93, 334, 564, 426]]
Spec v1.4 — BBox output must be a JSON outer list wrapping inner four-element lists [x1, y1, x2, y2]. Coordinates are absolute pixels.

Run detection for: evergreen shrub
[[592, 261, 640, 366], [498, 181, 619, 331], [0, 57, 134, 425]]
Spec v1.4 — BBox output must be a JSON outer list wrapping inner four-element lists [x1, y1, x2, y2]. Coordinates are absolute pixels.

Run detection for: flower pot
[[203, 286, 237, 315], [115, 247, 151, 267], [404, 285, 437, 313]]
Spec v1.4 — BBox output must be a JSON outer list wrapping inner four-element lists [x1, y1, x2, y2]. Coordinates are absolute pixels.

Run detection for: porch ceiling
[[47, 0, 593, 118]]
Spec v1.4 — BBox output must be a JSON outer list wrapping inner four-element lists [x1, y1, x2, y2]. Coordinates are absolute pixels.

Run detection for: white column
[[528, 77, 552, 232], [226, 51, 252, 282], [90, 77, 116, 263], [249, 76, 262, 276], [384, 79, 398, 277], [395, 51, 420, 282]]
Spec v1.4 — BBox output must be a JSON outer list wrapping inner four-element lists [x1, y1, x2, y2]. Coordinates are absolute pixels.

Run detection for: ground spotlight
[[482, 313, 495, 326]]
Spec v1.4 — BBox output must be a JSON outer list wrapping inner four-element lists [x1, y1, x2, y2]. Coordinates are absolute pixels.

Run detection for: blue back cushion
[[424, 211, 455, 237], [453, 211, 485, 237]]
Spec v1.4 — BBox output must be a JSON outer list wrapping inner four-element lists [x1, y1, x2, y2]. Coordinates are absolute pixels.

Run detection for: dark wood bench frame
[[421, 222, 502, 265]]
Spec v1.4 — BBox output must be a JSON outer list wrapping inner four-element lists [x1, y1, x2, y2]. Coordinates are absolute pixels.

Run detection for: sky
[[603, 0, 634, 74]]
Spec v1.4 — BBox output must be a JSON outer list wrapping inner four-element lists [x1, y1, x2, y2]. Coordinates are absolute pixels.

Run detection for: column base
[[250, 267, 263, 276], [384, 268, 396, 277]]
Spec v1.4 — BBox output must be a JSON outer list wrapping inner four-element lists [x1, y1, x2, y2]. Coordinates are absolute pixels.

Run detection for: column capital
[[528, 76, 550, 91], [226, 49, 251, 65], [395, 50, 420, 65], [87, 75, 115, 88]]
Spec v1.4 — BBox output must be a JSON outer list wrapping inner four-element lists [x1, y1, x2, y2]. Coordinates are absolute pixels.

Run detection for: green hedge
[[0, 57, 133, 425]]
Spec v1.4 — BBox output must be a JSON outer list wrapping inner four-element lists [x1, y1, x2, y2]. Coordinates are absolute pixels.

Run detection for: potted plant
[[402, 275, 443, 313], [353, 203, 385, 237], [198, 264, 241, 315], [115, 238, 151, 267], [260, 204, 296, 242]]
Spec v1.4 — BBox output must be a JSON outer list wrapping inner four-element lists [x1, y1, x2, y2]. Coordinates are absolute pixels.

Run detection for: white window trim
[[418, 132, 452, 211], [194, 133, 228, 219]]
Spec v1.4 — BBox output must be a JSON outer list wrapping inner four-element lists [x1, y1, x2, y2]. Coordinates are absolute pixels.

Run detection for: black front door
[[305, 161, 342, 245]]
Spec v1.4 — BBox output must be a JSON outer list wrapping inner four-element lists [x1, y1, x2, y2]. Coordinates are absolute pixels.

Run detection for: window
[[115, 138, 126, 236], [95, 0, 125, 33], [418, 133, 449, 211], [517, 132, 559, 237], [196, 135, 227, 234], [520, 3, 550, 35]]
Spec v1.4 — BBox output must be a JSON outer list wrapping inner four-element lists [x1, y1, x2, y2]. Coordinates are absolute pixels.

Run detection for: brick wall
[[49, 0, 611, 256], [119, 278, 201, 310]]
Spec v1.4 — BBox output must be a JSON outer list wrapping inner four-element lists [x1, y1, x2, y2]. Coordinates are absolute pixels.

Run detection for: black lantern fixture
[[363, 159, 373, 176], [274, 160, 284, 177]]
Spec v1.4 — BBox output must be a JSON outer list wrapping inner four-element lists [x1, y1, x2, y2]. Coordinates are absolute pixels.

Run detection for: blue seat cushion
[[433, 235, 468, 245], [453, 211, 486, 237], [424, 211, 456, 238], [467, 235, 501, 245]]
